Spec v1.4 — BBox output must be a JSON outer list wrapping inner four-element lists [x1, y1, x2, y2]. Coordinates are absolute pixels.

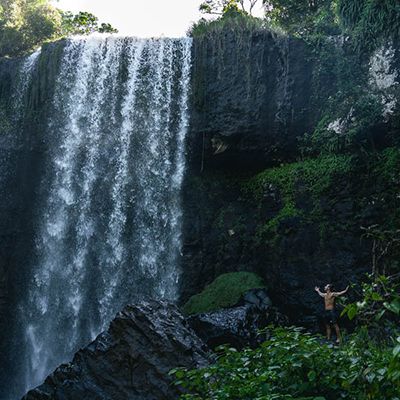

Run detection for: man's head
[[324, 284, 333, 292]]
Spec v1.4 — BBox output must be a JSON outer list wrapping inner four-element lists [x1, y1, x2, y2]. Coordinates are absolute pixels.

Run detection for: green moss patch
[[245, 154, 353, 200], [182, 272, 265, 315], [243, 154, 353, 241]]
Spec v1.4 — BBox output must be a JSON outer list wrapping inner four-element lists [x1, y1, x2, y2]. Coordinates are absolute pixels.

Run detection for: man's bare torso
[[323, 292, 336, 310]]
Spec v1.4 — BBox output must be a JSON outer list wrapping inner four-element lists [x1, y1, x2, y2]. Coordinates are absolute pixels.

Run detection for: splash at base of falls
[[8, 35, 191, 399]]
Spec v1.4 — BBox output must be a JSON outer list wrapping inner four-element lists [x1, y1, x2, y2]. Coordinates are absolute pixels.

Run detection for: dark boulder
[[188, 289, 287, 349], [22, 301, 211, 400]]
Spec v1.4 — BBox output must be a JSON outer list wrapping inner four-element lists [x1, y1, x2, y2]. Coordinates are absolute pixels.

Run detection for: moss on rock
[[183, 272, 265, 315]]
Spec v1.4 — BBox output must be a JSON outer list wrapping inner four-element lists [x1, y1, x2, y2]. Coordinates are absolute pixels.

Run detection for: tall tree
[[61, 11, 117, 36], [0, 0, 117, 57], [0, 0, 61, 56], [199, 0, 261, 16]]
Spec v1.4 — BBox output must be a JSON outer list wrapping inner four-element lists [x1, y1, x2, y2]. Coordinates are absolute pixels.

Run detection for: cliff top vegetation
[[193, 0, 400, 54], [0, 0, 117, 57]]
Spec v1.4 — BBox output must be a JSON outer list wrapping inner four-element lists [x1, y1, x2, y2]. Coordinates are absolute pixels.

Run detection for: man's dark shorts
[[323, 309, 338, 325]]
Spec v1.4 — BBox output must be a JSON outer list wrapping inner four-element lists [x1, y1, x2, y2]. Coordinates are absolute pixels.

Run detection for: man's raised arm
[[314, 286, 325, 297], [334, 286, 349, 297]]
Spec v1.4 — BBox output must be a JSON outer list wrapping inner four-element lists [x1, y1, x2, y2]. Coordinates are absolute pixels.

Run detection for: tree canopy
[[263, 0, 338, 35], [199, 0, 262, 16], [60, 11, 117, 36], [0, 0, 117, 57]]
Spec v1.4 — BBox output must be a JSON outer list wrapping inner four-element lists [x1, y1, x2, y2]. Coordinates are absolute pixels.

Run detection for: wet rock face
[[189, 30, 314, 170], [23, 301, 211, 400], [188, 289, 287, 349]]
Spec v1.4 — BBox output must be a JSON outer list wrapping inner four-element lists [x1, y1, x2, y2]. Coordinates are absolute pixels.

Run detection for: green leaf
[[371, 292, 383, 301], [375, 309, 386, 320], [308, 370, 317, 381], [347, 303, 358, 320], [384, 299, 400, 315]]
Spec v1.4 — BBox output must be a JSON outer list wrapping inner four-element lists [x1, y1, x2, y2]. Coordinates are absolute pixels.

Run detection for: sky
[[52, 0, 265, 38]]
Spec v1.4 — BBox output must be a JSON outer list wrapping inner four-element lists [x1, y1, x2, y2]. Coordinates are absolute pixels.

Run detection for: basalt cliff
[[0, 24, 399, 399]]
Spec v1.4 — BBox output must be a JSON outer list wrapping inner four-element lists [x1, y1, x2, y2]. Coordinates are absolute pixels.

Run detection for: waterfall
[[8, 35, 191, 398]]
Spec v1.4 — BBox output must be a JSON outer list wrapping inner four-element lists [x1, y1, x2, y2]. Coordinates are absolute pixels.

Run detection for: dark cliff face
[[189, 29, 314, 171], [180, 31, 400, 327], [180, 168, 373, 326], [181, 28, 319, 322]]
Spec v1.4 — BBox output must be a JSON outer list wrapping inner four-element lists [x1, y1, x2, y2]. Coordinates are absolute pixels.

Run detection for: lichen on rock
[[368, 42, 399, 119]]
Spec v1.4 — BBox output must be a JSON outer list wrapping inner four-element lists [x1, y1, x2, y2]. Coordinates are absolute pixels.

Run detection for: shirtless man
[[315, 284, 349, 343]]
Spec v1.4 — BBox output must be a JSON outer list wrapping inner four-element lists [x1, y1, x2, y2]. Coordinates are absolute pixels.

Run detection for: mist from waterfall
[[7, 35, 191, 399]]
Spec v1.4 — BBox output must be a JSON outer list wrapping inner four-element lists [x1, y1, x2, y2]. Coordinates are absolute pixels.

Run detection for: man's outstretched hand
[[315, 286, 320, 292]]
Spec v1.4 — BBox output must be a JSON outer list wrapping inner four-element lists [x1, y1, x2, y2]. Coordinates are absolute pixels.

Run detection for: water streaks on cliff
[[10, 35, 191, 397]]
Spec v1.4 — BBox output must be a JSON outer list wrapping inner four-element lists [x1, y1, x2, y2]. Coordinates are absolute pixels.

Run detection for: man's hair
[[326, 283, 333, 290]]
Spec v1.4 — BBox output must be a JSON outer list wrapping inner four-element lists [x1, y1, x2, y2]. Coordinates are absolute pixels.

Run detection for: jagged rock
[[188, 289, 287, 349], [23, 301, 211, 400]]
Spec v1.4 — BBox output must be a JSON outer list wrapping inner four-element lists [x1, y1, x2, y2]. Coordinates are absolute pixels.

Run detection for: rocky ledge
[[23, 290, 283, 399], [22, 301, 210, 400]]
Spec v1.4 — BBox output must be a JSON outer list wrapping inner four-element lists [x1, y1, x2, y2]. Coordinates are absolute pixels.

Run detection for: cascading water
[[7, 35, 191, 399]]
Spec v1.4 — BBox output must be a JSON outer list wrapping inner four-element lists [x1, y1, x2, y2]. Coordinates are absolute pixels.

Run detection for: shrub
[[173, 326, 400, 400], [188, 10, 271, 38], [182, 272, 265, 315]]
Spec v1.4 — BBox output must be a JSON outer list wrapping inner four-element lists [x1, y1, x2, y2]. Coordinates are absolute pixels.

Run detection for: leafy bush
[[342, 274, 400, 328], [173, 326, 400, 400], [182, 272, 265, 315], [188, 9, 269, 37], [338, 0, 400, 52]]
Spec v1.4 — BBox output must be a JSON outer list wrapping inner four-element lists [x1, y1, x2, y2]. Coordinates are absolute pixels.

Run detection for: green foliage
[[303, 94, 383, 155], [173, 326, 400, 400], [0, 0, 62, 57], [182, 272, 265, 315], [263, 0, 339, 36], [261, 0, 400, 52], [248, 154, 353, 199], [342, 274, 400, 325], [200, 0, 240, 15], [374, 147, 400, 184], [245, 155, 353, 239], [0, 0, 117, 57], [259, 201, 300, 239], [338, 0, 400, 52], [199, 0, 261, 16], [189, 7, 267, 37], [299, 23, 387, 158], [61, 11, 117, 36]]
